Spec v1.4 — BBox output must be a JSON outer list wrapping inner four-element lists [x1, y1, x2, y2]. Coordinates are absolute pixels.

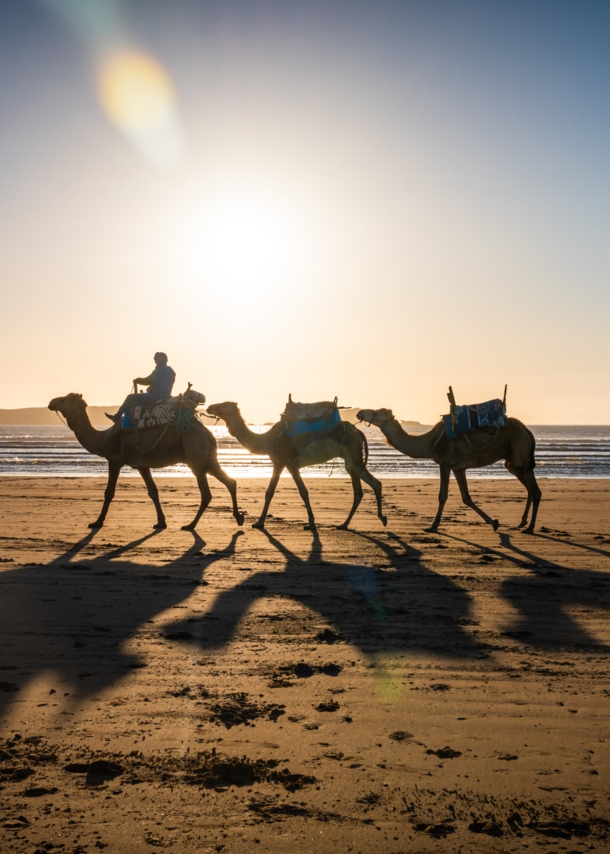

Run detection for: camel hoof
[[380, 515, 388, 527], [522, 527, 535, 535], [88, 522, 103, 529], [154, 522, 168, 529], [492, 519, 500, 531], [180, 524, 194, 531], [235, 513, 245, 527], [252, 521, 265, 530], [424, 526, 438, 533], [336, 523, 348, 531], [304, 523, 317, 532]]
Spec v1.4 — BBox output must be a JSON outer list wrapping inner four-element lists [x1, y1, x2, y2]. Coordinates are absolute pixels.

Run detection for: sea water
[[0, 424, 609, 478]]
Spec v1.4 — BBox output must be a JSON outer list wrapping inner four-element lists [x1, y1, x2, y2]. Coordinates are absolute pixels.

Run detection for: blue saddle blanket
[[443, 398, 506, 439], [282, 399, 341, 440]]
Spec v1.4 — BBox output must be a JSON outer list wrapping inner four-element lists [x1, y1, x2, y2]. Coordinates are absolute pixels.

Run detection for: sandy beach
[[1, 475, 609, 853]]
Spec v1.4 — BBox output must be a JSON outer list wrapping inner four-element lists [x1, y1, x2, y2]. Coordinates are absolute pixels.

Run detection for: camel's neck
[[65, 408, 111, 458], [223, 411, 274, 455], [378, 419, 435, 459]]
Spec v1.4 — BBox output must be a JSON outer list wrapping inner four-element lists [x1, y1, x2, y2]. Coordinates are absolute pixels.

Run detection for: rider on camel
[[106, 352, 176, 424]]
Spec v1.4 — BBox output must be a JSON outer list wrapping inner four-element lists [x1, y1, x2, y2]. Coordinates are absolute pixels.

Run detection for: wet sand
[[1, 475, 609, 853]]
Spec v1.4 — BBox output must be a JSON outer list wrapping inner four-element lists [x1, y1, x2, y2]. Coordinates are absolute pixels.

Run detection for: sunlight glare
[[174, 193, 306, 298]]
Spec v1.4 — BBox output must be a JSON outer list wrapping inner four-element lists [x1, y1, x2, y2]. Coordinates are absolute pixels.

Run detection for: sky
[[1, 0, 609, 423]]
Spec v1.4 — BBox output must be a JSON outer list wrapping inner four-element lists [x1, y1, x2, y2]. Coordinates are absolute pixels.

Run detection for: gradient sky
[[1, 0, 609, 423]]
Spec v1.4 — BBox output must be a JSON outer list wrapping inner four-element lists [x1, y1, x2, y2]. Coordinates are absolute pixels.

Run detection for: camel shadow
[[165, 527, 482, 660], [531, 531, 610, 560], [0, 528, 243, 722], [440, 530, 610, 652], [497, 532, 610, 651]]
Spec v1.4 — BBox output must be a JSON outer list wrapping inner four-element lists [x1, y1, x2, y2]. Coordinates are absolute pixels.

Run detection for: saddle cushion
[[122, 398, 179, 430], [281, 399, 341, 439], [122, 389, 205, 430], [443, 398, 506, 438]]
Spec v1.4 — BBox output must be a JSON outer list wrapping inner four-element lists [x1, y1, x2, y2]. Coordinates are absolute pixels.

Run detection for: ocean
[[0, 424, 609, 478]]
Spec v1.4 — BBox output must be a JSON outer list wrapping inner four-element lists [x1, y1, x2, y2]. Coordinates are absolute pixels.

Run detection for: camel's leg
[[210, 462, 245, 526], [453, 469, 499, 531], [89, 460, 122, 528], [253, 463, 284, 529], [359, 468, 387, 527], [337, 471, 363, 530], [287, 464, 317, 531], [507, 464, 541, 532], [425, 464, 451, 532], [522, 470, 542, 534], [505, 462, 532, 528], [138, 467, 167, 529], [337, 458, 386, 529], [182, 472, 213, 530], [518, 493, 532, 528]]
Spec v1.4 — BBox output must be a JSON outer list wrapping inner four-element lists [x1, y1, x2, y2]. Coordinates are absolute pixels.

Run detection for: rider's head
[[154, 352, 168, 365]]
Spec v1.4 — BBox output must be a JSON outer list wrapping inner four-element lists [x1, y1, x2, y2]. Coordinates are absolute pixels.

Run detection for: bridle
[[54, 409, 69, 429], [358, 411, 394, 429]]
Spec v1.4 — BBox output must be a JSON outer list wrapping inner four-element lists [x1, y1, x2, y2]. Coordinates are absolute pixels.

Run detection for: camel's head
[[48, 393, 88, 418], [206, 401, 239, 422], [357, 408, 395, 427]]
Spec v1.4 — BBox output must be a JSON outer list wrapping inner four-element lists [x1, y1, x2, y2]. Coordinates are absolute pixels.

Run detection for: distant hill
[[0, 405, 428, 430], [0, 406, 118, 427], [340, 408, 425, 429], [400, 420, 429, 433], [338, 407, 363, 424], [261, 408, 366, 426]]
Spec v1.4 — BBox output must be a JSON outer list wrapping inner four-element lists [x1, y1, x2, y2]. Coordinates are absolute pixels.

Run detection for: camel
[[357, 408, 541, 533], [206, 401, 386, 531], [48, 393, 244, 530]]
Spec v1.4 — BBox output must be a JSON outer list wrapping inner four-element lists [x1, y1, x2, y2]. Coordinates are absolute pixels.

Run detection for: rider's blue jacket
[[139, 365, 176, 399]]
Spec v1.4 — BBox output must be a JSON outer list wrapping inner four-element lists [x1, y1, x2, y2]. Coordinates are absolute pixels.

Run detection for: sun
[[171, 191, 305, 298], [201, 200, 294, 286]]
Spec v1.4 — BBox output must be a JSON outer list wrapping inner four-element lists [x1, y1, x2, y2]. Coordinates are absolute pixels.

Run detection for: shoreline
[[3, 424, 610, 479]]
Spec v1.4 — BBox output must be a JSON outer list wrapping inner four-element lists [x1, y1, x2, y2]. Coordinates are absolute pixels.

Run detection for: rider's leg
[[106, 393, 142, 423]]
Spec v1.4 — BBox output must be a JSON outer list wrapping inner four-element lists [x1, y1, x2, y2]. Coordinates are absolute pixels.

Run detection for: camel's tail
[[525, 424, 537, 470], [361, 430, 369, 468], [509, 417, 537, 471]]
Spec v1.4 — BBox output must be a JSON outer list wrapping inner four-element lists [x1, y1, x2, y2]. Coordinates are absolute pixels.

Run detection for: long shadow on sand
[[498, 532, 610, 651], [532, 531, 610, 560], [441, 530, 610, 652], [165, 528, 483, 660], [0, 529, 243, 720]]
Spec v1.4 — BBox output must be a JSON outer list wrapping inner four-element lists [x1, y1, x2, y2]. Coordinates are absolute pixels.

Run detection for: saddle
[[281, 395, 342, 444], [442, 385, 507, 439], [122, 389, 206, 431]]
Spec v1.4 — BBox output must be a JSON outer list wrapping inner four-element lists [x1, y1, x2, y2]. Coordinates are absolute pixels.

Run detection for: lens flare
[[97, 48, 184, 167], [37, 0, 186, 166], [373, 655, 403, 703]]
